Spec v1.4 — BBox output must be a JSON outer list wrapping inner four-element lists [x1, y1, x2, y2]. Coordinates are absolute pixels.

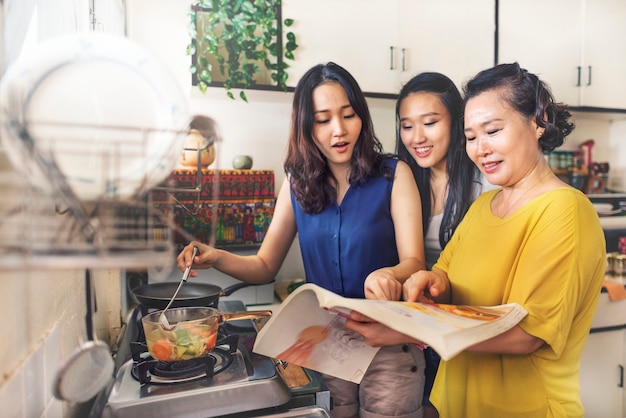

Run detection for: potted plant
[[187, 0, 298, 102]]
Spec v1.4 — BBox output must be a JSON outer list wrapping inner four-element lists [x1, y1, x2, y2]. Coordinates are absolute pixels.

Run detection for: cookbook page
[[253, 283, 527, 374], [253, 286, 379, 384]]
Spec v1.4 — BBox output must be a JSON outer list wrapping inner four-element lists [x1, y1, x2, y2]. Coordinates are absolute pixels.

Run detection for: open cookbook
[[253, 283, 528, 384]]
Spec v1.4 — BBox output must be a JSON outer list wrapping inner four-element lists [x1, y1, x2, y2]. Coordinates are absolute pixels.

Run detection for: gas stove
[[91, 300, 330, 418]]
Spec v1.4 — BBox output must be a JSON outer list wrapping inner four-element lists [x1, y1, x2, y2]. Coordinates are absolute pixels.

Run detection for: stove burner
[[132, 348, 235, 384], [152, 356, 216, 379], [129, 334, 239, 385]]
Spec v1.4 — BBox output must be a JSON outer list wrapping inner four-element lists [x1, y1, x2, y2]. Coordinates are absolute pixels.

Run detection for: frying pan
[[129, 281, 256, 309]]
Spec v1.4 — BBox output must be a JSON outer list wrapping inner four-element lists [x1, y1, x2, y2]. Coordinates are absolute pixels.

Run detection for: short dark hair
[[463, 62, 574, 153]]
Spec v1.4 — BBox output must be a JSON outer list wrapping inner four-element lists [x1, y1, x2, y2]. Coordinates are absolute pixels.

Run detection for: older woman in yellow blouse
[[347, 62, 606, 418]]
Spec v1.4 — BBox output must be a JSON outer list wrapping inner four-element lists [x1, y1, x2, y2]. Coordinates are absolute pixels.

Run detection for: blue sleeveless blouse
[[291, 158, 399, 298]]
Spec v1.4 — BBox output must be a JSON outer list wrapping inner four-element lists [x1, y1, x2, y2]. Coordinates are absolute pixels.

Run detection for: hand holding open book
[[253, 283, 528, 383]]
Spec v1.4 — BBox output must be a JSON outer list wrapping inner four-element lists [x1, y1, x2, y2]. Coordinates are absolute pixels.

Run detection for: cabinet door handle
[[402, 48, 406, 72], [577, 66, 582, 86], [390, 46, 395, 70], [587, 66, 592, 86], [619, 365, 624, 388]]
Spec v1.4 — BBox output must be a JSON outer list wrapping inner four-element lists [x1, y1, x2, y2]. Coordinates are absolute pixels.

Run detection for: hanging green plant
[[187, 0, 298, 102]]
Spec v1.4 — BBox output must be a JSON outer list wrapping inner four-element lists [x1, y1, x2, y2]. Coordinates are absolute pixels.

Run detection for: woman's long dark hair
[[463, 62, 574, 153], [285, 62, 390, 214], [395, 72, 480, 247]]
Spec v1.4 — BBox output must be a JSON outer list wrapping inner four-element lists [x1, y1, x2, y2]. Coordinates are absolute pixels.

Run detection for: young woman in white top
[[393, 72, 492, 417]]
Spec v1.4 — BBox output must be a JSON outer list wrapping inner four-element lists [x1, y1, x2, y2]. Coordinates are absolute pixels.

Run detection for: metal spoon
[[159, 246, 198, 330]]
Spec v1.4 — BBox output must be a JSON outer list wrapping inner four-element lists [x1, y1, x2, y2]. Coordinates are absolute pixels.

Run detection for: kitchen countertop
[[248, 295, 282, 313], [246, 280, 295, 313]]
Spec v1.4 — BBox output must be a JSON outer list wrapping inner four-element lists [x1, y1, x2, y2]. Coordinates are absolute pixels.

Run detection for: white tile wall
[[0, 367, 24, 418], [0, 325, 63, 418], [43, 326, 63, 418]]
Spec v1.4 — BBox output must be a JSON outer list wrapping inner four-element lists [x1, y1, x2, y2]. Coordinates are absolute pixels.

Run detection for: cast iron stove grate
[[129, 334, 238, 385]]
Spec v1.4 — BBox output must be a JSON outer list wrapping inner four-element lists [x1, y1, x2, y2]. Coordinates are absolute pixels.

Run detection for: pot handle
[[221, 310, 272, 322], [126, 271, 148, 291], [220, 280, 275, 297]]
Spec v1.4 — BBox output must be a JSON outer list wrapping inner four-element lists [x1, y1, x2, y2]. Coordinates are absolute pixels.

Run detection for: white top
[[425, 213, 444, 269], [425, 177, 497, 269]]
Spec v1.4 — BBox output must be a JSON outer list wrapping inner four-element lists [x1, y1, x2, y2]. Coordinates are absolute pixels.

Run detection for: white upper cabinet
[[92, 0, 126, 35], [282, 0, 399, 94], [499, 0, 626, 109], [396, 0, 495, 92], [282, 0, 495, 95], [581, 0, 626, 109], [499, 0, 582, 106]]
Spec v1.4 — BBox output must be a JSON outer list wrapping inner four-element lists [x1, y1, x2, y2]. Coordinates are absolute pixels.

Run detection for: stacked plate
[[0, 32, 189, 201], [593, 203, 622, 217]]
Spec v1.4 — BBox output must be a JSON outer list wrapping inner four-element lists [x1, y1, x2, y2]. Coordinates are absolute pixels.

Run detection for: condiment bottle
[[579, 139, 594, 167]]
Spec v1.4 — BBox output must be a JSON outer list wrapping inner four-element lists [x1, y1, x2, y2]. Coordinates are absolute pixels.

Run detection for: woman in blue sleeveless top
[[178, 62, 426, 418]]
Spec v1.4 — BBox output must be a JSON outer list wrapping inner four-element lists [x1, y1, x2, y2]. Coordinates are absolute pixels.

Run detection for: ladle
[[159, 245, 198, 330]]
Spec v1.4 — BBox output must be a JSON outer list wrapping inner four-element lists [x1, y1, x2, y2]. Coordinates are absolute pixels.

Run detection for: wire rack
[[0, 122, 218, 271]]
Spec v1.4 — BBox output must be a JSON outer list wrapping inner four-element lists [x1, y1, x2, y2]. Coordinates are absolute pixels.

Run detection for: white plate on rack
[[597, 209, 623, 217], [0, 32, 189, 201]]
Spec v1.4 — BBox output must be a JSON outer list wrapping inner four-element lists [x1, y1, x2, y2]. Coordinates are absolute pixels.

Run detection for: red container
[[618, 236, 626, 255], [579, 139, 594, 167]]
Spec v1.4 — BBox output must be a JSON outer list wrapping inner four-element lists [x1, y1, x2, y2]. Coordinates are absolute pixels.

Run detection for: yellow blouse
[[430, 187, 606, 418]]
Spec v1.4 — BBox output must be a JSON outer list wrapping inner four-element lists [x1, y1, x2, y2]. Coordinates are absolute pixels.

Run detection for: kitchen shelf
[[0, 180, 179, 271], [151, 168, 276, 251], [0, 149, 186, 271], [0, 249, 173, 271], [0, 117, 214, 271]]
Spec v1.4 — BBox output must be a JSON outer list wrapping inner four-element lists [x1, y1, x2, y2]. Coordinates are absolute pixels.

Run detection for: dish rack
[[0, 124, 218, 271]]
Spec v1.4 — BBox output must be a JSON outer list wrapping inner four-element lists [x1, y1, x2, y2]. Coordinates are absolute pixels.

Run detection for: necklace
[[496, 188, 535, 218], [493, 169, 554, 219], [495, 172, 553, 218]]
